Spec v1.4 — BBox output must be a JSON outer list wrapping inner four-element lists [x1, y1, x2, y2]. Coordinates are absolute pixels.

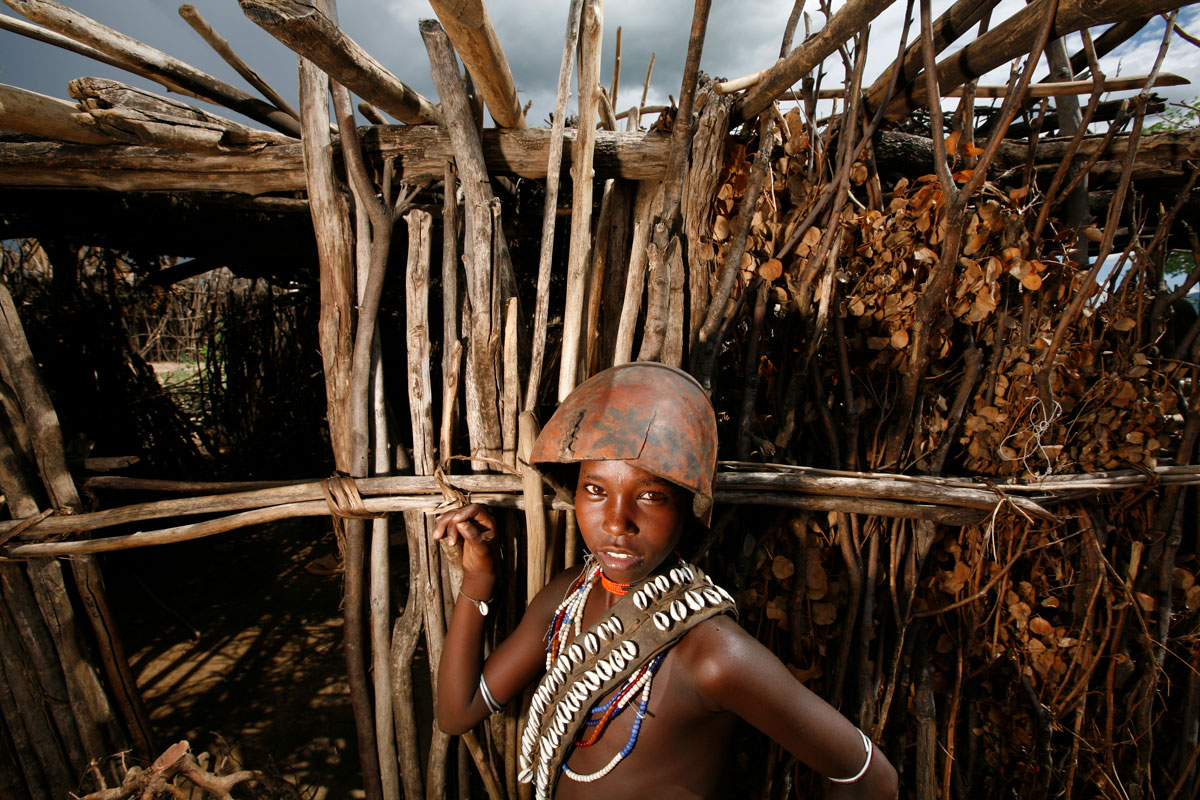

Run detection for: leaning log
[[0, 127, 672, 193], [428, 0, 526, 128], [239, 0, 441, 125]]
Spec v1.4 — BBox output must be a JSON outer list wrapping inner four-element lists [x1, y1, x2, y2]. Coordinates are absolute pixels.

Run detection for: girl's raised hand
[[433, 503, 500, 580]]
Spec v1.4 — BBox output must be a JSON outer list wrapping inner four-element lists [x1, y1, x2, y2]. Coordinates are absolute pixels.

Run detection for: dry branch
[[178, 3, 300, 122], [3, 0, 301, 136], [240, 0, 441, 125], [0, 11, 203, 102]]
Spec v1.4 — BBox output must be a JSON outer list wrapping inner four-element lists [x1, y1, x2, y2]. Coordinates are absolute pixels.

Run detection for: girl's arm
[[432, 504, 580, 734], [680, 617, 899, 799]]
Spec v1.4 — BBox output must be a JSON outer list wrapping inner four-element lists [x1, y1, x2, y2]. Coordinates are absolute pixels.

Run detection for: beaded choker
[[599, 572, 631, 596]]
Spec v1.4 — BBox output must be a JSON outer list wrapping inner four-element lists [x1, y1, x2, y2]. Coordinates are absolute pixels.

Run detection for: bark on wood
[[422, 18, 503, 466], [882, 0, 1191, 120], [595, 180, 633, 370], [0, 83, 111, 144], [734, 0, 898, 124], [428, 0, 526, 129], [0, 127, 673, 193], [3, 0, 301, 136], [178, 4, 300, 122], [240, 0, 440, 126], [558, 0, 603, 401], [681, 88, 732, 345]]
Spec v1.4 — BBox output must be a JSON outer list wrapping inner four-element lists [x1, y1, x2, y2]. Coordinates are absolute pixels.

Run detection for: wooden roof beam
[[428, 0, 526, 128], [2, 0, 301, 136], [239, 0, 441, 126], [0, 127, 672, 194]]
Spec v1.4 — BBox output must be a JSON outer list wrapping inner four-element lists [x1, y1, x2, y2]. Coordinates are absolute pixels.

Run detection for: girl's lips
[[596, 549, 641, 571]]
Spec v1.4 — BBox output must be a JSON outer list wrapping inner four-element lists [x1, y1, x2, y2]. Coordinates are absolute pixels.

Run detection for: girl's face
[[574, 459, 688, 584]]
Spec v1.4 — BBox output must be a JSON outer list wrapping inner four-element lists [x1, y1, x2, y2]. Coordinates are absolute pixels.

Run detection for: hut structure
[[2, 0, 1200, 798]]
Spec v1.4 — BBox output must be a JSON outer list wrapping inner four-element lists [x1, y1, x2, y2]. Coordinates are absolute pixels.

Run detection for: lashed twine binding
[[518, 563, 737, 798]]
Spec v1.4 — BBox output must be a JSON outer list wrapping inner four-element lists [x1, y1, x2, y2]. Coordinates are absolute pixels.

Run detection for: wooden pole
[[0, 127, 674, 193], [558, 0, 603, 400], [297, 40, 381, 799], [427, 0, 526, 129]]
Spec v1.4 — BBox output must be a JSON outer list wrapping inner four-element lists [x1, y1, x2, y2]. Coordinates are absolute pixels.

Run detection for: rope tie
[[320, 474, 385, 521]]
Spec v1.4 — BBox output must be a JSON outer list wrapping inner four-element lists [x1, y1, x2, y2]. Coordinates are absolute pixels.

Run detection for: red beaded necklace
[[599, 571, 631, 596]]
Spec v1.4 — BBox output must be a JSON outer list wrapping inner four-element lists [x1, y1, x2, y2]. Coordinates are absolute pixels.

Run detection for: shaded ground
[[104, 518, 364, 798]]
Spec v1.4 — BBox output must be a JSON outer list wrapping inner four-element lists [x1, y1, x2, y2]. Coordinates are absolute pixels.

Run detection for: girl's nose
[[602, 500, 636, 535]]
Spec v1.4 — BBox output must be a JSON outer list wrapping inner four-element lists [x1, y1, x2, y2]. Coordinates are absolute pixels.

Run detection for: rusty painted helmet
[[529, 363, 718, 521]]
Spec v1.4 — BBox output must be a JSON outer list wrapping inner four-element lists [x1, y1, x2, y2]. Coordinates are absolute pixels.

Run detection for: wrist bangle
[[459, 589, 491, 617], [829, 729, 873, 784]]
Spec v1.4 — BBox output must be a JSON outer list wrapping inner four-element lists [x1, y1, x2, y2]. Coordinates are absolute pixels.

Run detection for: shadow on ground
[[104, 518, 364, 799]]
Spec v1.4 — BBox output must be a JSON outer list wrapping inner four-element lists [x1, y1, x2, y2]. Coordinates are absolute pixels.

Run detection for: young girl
[[434, 363, 897, 799]]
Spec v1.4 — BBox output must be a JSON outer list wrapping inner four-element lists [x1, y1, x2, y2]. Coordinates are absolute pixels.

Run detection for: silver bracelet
[[829, 728, 873, 784], [479, 674, 504, 715]]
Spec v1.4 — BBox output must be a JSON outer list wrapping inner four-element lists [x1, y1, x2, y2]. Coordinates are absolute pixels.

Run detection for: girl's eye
[[582, 484, 603, 496], [640, 491, 667, 503]]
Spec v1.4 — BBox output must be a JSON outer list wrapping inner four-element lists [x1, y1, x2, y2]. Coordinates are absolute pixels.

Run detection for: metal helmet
[[529, 363, 718, 521]]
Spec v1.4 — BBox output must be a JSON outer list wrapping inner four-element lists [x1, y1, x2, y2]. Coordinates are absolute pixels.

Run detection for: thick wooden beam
[[0, 127, 671, 193], [0, 83, 111, 144], [428, 0, 526, 128], [2, 0, 301, 136], [239, 0, 441, 125]]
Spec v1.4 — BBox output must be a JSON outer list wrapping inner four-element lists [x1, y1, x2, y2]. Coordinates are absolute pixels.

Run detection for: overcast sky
[[2, 1, 1199, 131]]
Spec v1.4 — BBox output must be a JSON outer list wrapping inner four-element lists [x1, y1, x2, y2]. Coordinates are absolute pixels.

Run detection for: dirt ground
[[105, 518, 367, 798]]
